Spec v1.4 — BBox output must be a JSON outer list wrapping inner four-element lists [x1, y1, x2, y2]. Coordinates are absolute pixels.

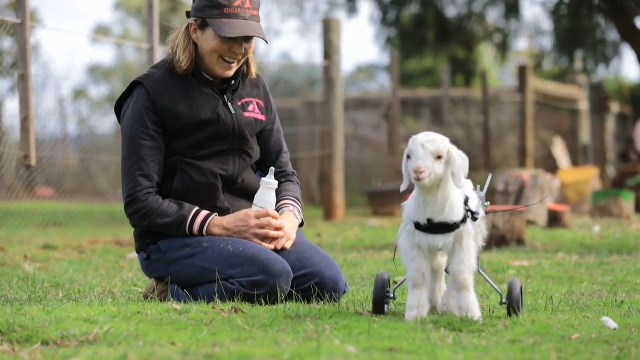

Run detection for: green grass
[[1, 201, 639, 359]]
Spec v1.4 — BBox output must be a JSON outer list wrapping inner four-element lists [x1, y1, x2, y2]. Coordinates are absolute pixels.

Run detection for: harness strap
[[413, 196, 480, 235]]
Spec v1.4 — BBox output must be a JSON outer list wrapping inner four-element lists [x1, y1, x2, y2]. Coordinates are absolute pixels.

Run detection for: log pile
[[485, 205, 527, 248], [364, 182, 412, 216], [547, 203, 572, 228], [492, 168, 561, 227]]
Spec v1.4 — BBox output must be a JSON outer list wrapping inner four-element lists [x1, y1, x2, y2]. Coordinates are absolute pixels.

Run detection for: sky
[[2, 0, 639, 137]]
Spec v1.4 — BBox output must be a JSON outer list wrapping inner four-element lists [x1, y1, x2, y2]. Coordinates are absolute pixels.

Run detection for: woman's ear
[[447, 143, 469, 189], [189, 21, 199, 42]]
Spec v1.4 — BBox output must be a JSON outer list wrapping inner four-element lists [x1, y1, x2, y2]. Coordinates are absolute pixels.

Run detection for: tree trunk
[[605, 5, 640, 64]]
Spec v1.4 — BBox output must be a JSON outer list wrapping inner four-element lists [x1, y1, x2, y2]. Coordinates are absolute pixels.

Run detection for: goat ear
[[399, 149, 411, 192], [447, 143, 469, 189]]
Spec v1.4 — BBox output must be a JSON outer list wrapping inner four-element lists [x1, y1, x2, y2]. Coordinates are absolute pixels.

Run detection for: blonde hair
[[166, 17, 258, 79]]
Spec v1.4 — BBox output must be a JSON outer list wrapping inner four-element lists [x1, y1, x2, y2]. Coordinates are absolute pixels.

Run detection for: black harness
[[413, 196, 480, 235]]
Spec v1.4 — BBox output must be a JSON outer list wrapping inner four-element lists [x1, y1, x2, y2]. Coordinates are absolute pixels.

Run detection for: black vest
[[114, 59, 273, 216]]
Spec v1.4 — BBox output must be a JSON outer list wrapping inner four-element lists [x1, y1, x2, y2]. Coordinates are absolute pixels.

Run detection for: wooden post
[[15, 0, 36, 168], [147, 0, 160, 66], [441, 63, 450, 126], [320, 18, 345, 220], [588, 81, 608, 186], [518, 64, 534, 168], [480, 70, 491, 170], [388, 47, 402, 180], [576, 73, 591, 164], [603, 100, 620, 187], [295, 98, 312, 205]]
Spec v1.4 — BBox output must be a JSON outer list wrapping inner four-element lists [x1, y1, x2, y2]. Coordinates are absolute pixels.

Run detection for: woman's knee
[[310, 267, 349, 303], [245, 258, 293, 304], [279, 232, 349, 303]]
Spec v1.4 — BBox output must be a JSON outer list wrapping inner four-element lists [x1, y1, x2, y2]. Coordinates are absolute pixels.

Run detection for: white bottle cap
[[260, 166, 278, 188]]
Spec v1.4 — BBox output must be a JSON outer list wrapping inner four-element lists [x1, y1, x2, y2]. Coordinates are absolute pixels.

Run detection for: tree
[[71, 0, 187, 130], [598, 0, 640, 64], [344, 0, 521, 88], [345, 0, 640, 89], [0, 0, 41, 96], [531, 0, 639, 81], [71, 0, 336, 126]]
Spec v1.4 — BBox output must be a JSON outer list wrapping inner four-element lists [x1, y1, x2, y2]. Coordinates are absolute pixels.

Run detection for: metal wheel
[[506, 277, 523, 317], [372, 271, 391, 315]]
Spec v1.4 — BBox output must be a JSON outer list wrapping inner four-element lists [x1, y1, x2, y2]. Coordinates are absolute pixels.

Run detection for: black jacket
[[114, 58, 304, 253]]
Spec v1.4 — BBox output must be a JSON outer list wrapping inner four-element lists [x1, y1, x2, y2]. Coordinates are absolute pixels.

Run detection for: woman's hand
[[268, 211, 299, 251], [206, 208, 285, 250]]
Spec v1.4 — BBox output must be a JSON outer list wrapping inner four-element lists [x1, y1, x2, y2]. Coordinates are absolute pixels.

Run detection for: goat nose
[[413, 167, 426, 175]]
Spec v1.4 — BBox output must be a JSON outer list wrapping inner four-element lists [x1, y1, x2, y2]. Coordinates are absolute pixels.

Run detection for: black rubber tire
[[372, 271, 391, 315], [506, 277, 523, 317]]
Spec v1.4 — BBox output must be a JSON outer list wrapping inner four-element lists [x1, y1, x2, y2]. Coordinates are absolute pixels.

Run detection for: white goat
[[397, 131, 488, 322]]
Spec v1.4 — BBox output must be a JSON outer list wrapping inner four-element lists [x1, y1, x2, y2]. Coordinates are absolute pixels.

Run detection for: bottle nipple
[[259, 166, 278, 189]]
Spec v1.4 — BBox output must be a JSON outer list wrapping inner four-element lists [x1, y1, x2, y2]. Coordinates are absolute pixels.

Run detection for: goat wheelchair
[[370, 173, 524, 318]]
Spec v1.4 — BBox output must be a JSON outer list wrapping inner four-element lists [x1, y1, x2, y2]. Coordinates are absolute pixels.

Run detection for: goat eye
[[406, 154, 411, 161], [435, 154, 443, 160]]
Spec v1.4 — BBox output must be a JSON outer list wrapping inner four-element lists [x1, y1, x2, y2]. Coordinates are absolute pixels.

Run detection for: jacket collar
[[191, 61, 245, 95]]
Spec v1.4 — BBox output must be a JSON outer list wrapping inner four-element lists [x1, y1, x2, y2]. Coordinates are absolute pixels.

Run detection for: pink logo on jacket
[[237, 98, 265, 121]]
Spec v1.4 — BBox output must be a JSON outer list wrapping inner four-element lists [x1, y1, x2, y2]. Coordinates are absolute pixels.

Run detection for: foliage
[[344, 0, 521, 88], [0, 0, 41, 97], [543, 0, 623, 75], [70, 0, 188, 131], [603, 77, 640, 118], [0, 203, 639, 358], [344, 0, 640, 96]]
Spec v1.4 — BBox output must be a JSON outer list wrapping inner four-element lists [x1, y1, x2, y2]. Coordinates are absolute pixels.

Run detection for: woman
[[113, 0, 348, 305]]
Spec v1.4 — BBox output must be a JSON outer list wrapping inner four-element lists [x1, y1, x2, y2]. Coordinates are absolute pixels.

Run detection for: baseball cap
[[186, 0, 268, 43]]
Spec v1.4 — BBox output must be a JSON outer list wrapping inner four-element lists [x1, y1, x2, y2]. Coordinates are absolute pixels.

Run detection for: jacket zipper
[[221, 93, 240, 182], [223, 95, 235, 114]]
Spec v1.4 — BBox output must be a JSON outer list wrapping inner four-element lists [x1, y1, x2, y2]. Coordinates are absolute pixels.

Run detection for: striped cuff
[[276, 196, 304, 226], [186, 207, 216, 236], [276, 196, 303, 213]]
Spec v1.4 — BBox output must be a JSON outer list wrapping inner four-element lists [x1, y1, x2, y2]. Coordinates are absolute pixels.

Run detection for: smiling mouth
[[413, 176, 426, 182], [220, 55, 238, 65]]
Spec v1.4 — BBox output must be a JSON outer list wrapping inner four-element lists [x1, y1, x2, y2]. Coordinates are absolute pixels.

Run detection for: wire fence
[[275, 90, 524, 206], [0, 10, 149, 207]]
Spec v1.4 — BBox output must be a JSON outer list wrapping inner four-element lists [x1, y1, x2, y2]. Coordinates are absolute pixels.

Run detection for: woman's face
[[190, 22, 255, 80]]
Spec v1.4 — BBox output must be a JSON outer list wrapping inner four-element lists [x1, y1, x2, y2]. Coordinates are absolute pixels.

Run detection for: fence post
[[388, 47, 402, 181], [480, 70, 491, 170], [320, 17, 345, 220], [15, 0, 35, 168], [518, 64, 534, 168], [147, 0, 160, 66], [576, 73, 591, 164], [440, 63, 450, 127]]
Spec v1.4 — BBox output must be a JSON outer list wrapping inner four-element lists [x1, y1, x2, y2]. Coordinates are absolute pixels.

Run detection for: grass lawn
[[0, 201, 639, 359]]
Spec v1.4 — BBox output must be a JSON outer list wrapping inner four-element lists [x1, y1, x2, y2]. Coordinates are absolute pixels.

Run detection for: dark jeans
[[137, 229, 349, 304]]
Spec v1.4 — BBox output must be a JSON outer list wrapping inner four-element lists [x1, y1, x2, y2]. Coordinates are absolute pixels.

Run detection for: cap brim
[[206, 18, 268, 44]]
